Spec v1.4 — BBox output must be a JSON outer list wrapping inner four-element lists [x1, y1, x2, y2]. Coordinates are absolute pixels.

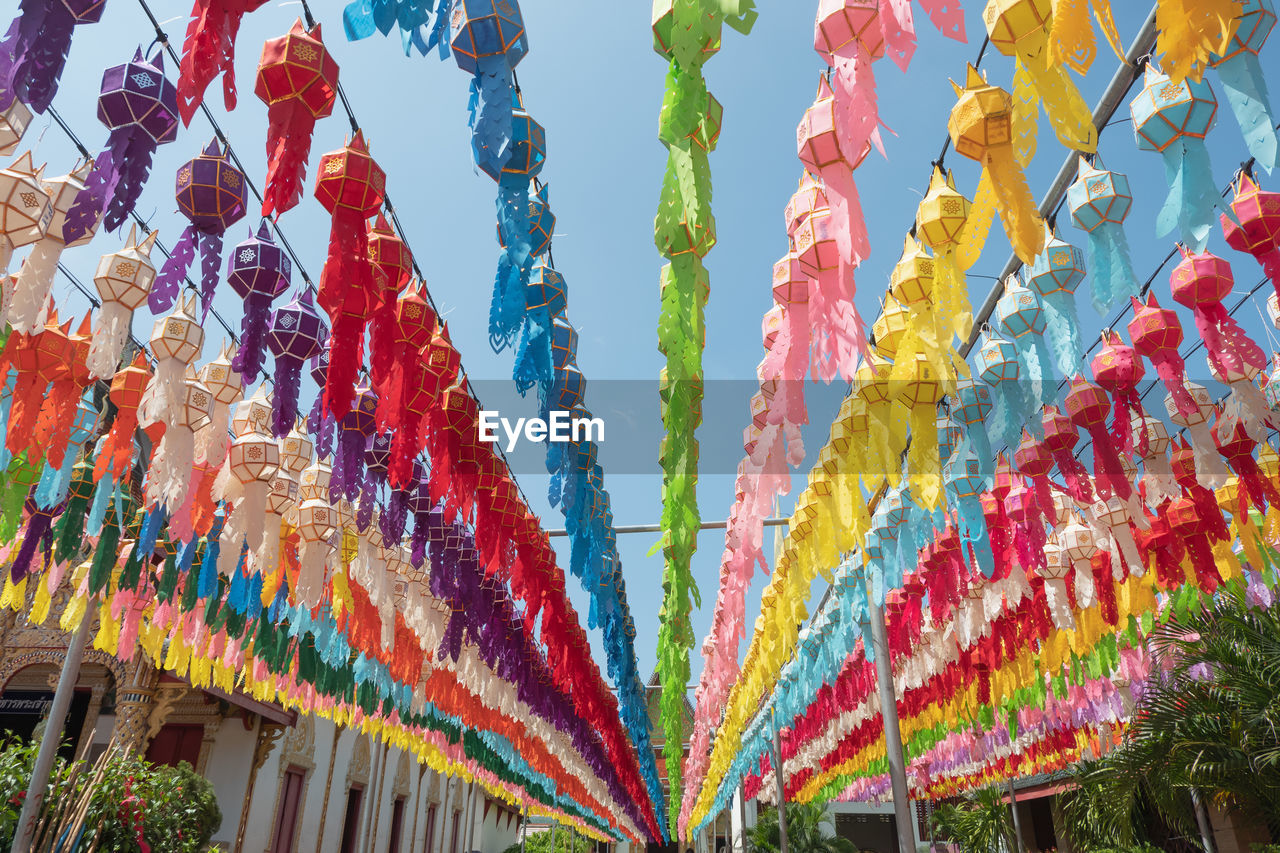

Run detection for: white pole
[[865, 578, 915, 853], [11, 602, 94, 853]]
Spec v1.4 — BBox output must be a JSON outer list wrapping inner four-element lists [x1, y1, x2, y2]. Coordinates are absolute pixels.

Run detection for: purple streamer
[[271, 357, 303, 438], [232, 293, 272, 384], [199, 230, 222, 317], [11, 1, 73, 114], [104, 130, 158, 232], [356, 468, 377, 531], [11, 501, 57, 582], [150, 223, 197, 313], [380, 480, 410, 543]]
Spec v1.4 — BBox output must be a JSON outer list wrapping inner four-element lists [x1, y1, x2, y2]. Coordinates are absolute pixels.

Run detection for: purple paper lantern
[[408, 466, 434, 569], [228, 220, 290, 384], [150, 138, 247, 315], [332, 383, 376, 504], [307, 343, 334, 457], [358, 430, 391, 531], [381, 458, 420, 545], [0, 0, 107, 115], [64, 48, 178, 244], [266, 288, 326, 438]]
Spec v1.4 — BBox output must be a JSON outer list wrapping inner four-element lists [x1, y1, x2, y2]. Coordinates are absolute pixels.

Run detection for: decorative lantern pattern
[[1067, 156, 1137, 314], [1027, 230, 1086, 376], [87, 225, 159, 380], [1130, 65, 1221, 252], [948, 65, 1045, 265], [139, 290, 204, 431], [255, 20, 340, 218], [150, 140, 248, 315], [175, 0, 270, 125], [1169, 248, 1266, 385], [1222, 172, 1280, 299], [64, 49, 179, 244], [228, 222, 291, 384], [10, 160, 94, 335], [267, 288, 328, 438], [143, 367, 212, 513], [314, 132, 385, 418]]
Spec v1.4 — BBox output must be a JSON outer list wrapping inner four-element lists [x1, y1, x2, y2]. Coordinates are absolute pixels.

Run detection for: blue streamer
[[1157, 136, 1221, 252], [1216, 51, 1278, 173]]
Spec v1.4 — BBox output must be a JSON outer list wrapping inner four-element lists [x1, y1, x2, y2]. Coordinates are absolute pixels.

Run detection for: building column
[[111, 657, 160, 753], [233, 716, 287, 853]]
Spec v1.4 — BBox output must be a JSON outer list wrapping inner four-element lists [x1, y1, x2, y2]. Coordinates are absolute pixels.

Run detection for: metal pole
[[1191, 788, 1216, 853], [11, 600, 93, 853], [737, 785, 745, 853], [1006, 779, 1026, 853], [866, 579, 915, 853], [520, 806, 528, 853], [551, 821, 558, 853], [772, 716, 788, 853]]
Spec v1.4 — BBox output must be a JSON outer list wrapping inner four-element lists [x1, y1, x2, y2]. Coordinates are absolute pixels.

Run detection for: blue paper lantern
[[1027, 231, 1087, 376], [1067, 156, 1137, 315]]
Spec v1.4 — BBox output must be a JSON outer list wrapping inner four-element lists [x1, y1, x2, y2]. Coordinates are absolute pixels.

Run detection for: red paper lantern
[[1064, 376, 1131, 501], [1090, 330, 1145, 455], [1221, 172, 1280, 300], [314, 132, 386, 419], [255, 19, 340, 218]]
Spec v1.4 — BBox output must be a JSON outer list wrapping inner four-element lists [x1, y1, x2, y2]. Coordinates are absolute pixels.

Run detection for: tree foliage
[[747, 801, 858, 853]]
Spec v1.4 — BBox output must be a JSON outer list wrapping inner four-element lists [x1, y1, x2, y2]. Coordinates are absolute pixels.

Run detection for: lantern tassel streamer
[[1215, 50, 1278, 173], [1156, 137, 1221, 252]]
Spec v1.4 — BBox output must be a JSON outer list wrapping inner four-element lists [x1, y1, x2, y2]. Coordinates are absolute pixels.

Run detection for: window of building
[[271, 766, 306, 853], [387, 797, 406, 853], [425, 804, 438, 853], [144, 723, 203, 768], [451, 809, 462, 853], [338, 785, 365, 853]]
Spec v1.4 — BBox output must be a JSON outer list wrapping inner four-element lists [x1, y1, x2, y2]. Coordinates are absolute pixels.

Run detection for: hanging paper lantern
[[1222, 172, 1280, 299], [943, 440, 995, 578], [93, 353, 150, 483], [766, 253, 809, 426], [1039, 404, 1092, 505], [996, 275, 1055, 406], [1065, 375, 1131, 500], [266, 288, 328, 438], [0, 0, 106, 114], [255, 20, 340, 218], [1014, 429, 1057, 525], [1166, 494, 1225, 594], [1164, 380, 1226, 489], [63, 49, 179, 244], [150, 140, 248, 315], [332, 384, 377, 504], [514, 260, 566, 394], [983, 0, 1099, 152], [1091, 330, 1145, 456], [30, 314, 91, 470], [175, 0, 270, 125], [0, 90, 30, 157], [367, 213, 413, 389], [224, 391, 281, 557], [314, 132, 385, 418], [871, 295, 909, 359], [1067, 156, 1137, 315], [228, 222, 291, 384], [892, 352, 943, 509], [139, 290, 204, 430], [387, 286, 443, 488], [1169, 248, 1267, 385], [143, 367, 211, 513], [948, 65, 1046, 264], [452, 0, 529, 170], [9, 160, 94, 335], [977, 331, 1037, 454], [1037, 535, 1076, 630], [258, 458, 294, 579], [796, 71, 871, 355], [87, 225, 159, 380], [0, 152, 50, 276], [294, 455, 334, 608], [488, 95, 546, 352], [1126, 292, 1197, 420], [195, 344, 242, 469], [1210, 0, 1277, 171], [1133, 415, 1179, 507], [1027, 230, 1086, 376], [1130, 64, 1221, 252], [360, 431, 391, 532], [915, 167, 973, 345]]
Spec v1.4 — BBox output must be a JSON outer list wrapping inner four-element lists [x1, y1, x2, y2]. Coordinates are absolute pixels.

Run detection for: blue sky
[[17, 0, 1279, 698]]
